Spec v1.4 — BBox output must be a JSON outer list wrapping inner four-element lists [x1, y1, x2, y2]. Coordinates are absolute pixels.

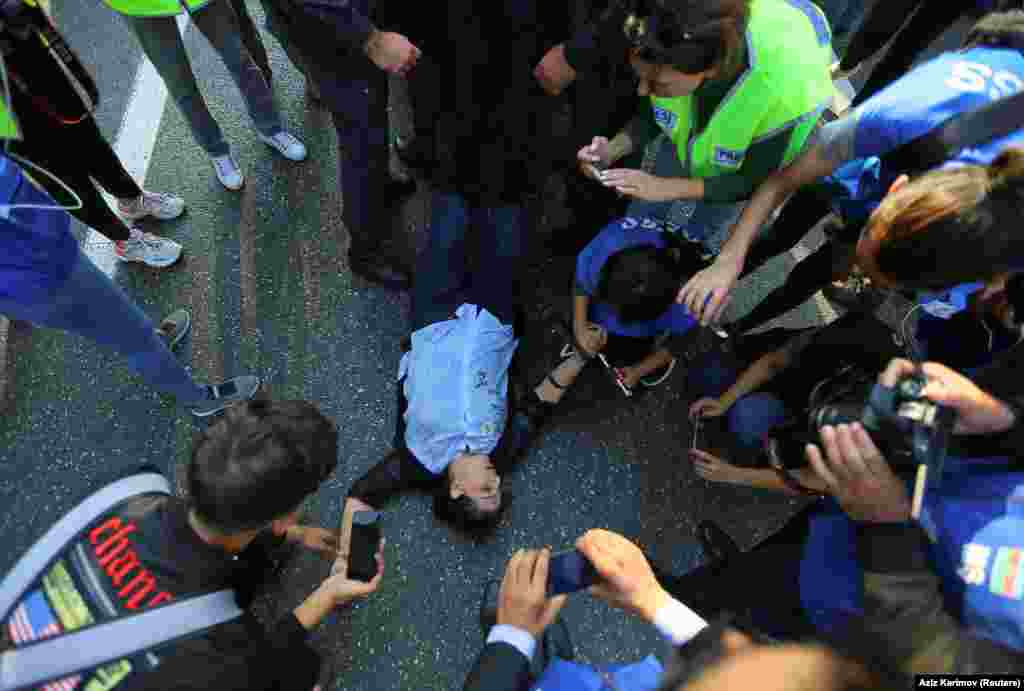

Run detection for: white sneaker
[[211, 154, 245, 190], [258, 131, 307, 161], [114, 227, 182, 268], [118, 190, 186, 221]]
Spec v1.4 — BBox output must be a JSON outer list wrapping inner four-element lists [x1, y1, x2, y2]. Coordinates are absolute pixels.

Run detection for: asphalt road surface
[[0, 2, 845, 689]]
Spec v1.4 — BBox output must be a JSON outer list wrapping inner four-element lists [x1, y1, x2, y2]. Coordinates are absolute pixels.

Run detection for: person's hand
[[577, 137, 612, 181], [534, 44, 577, 96], [806, 424, 911, 523], [574, 321, 608, 357], [617, 366, 642, 390], [677, 257, 743, 326], [879, 359, 1017, 436], [598, 169, 679, 202], [576, 529, 668, 623], [364, 31, 421, 75], [689, 397, 727, 419], [287, 526, 342, 557], [320, 541, 385, 607], [690, 449, 749, 486], [496, 548, 568, 638]]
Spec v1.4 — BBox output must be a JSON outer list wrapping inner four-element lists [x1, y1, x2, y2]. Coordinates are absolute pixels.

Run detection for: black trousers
[[9, 100, 141, 242], [842, 0, 970, 107], [657, 506, 818, 640]]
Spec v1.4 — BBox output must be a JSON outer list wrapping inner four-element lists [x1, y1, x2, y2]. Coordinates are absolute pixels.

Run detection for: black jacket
[[463, 642, 532, 691], [404, 0, 570, 205]]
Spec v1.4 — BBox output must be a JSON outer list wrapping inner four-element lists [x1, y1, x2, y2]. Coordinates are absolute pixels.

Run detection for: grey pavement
[[0, 2, 945, 689]]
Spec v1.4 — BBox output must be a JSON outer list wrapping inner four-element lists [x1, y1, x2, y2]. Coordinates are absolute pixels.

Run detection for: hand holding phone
[[546, 549, 600, 596], [347, 511, 382, 583]]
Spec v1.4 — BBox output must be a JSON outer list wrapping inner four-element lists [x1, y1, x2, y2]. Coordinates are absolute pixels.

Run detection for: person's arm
[[807, 422, 1022, 674], [577, 529, 708, 645], [677, 116, 855, 323], [297, 1, 420, 74], [691, 449, 829, 495], [717, 345, 792, 410], [465, 549, 567, 691]]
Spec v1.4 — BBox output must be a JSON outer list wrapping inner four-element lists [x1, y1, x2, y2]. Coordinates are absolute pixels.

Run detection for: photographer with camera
[[665, 358, 1024, 673]]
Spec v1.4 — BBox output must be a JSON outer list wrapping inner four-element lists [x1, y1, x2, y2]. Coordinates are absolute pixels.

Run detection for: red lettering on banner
[[105, 549, 140, 586], [147, 591, 174, 607], [89, 516, 179, 611], [95, 523, 137, 560], [119, 571, 156, 610]]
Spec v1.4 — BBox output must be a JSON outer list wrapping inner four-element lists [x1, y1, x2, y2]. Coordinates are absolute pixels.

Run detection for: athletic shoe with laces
[[117, 190, 186, 221], [639, 357, 676, 387], [114, 227, 182, 268], [258, 131, 307, 161], [189, 375, 261, 418], [211, 154, 245, 190]]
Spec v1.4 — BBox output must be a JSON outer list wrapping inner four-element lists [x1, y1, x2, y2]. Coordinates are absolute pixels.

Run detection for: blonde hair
[[866, 146, 1024, 288]]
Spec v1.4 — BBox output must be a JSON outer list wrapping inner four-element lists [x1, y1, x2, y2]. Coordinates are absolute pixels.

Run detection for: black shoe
[[479, 580, 501, 637], [697, 521, 741, 564], [349, 254, 412, 290]]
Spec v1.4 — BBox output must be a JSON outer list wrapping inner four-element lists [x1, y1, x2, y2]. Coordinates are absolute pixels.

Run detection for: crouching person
[[5, 400, 383, 691]]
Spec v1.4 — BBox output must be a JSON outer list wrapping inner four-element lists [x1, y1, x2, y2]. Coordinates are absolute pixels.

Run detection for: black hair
[[624, 0, 750, 77], [432, 473, 507, 541], [596, 243, 702, 324], [961, 10, 1024, 52], [188, 400, 338, 533]]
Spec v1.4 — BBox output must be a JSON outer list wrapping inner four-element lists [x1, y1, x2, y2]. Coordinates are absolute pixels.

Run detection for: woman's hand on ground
[[689, 397, 727, 419], [690, 449, 749, 486]]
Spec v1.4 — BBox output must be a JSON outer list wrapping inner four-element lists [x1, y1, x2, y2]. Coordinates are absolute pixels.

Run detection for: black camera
[[769, 372, 956, 482]]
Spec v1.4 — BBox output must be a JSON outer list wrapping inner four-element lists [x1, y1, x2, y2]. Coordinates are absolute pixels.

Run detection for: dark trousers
[[412, 193, 526, 331], [9, 107, 141, 242], [843, 0, 969, 106], [658, 506, 818, 640], [731, 187, 843, 333]]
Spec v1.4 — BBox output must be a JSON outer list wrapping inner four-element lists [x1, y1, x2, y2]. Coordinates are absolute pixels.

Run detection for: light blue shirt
[[398, 303, 518, 474]]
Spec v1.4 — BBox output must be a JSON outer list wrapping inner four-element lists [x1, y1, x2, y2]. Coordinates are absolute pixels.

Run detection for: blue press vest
[[799, 457, 1024, 650]]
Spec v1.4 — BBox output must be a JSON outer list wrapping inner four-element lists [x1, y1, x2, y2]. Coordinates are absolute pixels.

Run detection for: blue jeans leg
[[469, 205, 526, 326], [411, 193, 472, 331], [0, 253, 208, 403], [728, 393, 791, 456]]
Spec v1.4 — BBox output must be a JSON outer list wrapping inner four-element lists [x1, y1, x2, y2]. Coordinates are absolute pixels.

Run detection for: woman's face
[[449, 453, 502, 512], [630, 51, 711, 98]]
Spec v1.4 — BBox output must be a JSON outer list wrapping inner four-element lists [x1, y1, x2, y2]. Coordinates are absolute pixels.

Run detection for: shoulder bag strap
[[0, 589, 242, 691], [881, 89, 1024, 176]]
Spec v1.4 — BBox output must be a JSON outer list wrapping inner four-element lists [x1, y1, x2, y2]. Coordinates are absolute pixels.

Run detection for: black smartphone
[[348, 511, 382, 582], [691, 414, 704, 452], [546, 549, 599, 596]]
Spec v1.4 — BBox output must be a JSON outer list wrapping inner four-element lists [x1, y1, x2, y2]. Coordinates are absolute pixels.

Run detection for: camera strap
[[0, 472, 243, 691]]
